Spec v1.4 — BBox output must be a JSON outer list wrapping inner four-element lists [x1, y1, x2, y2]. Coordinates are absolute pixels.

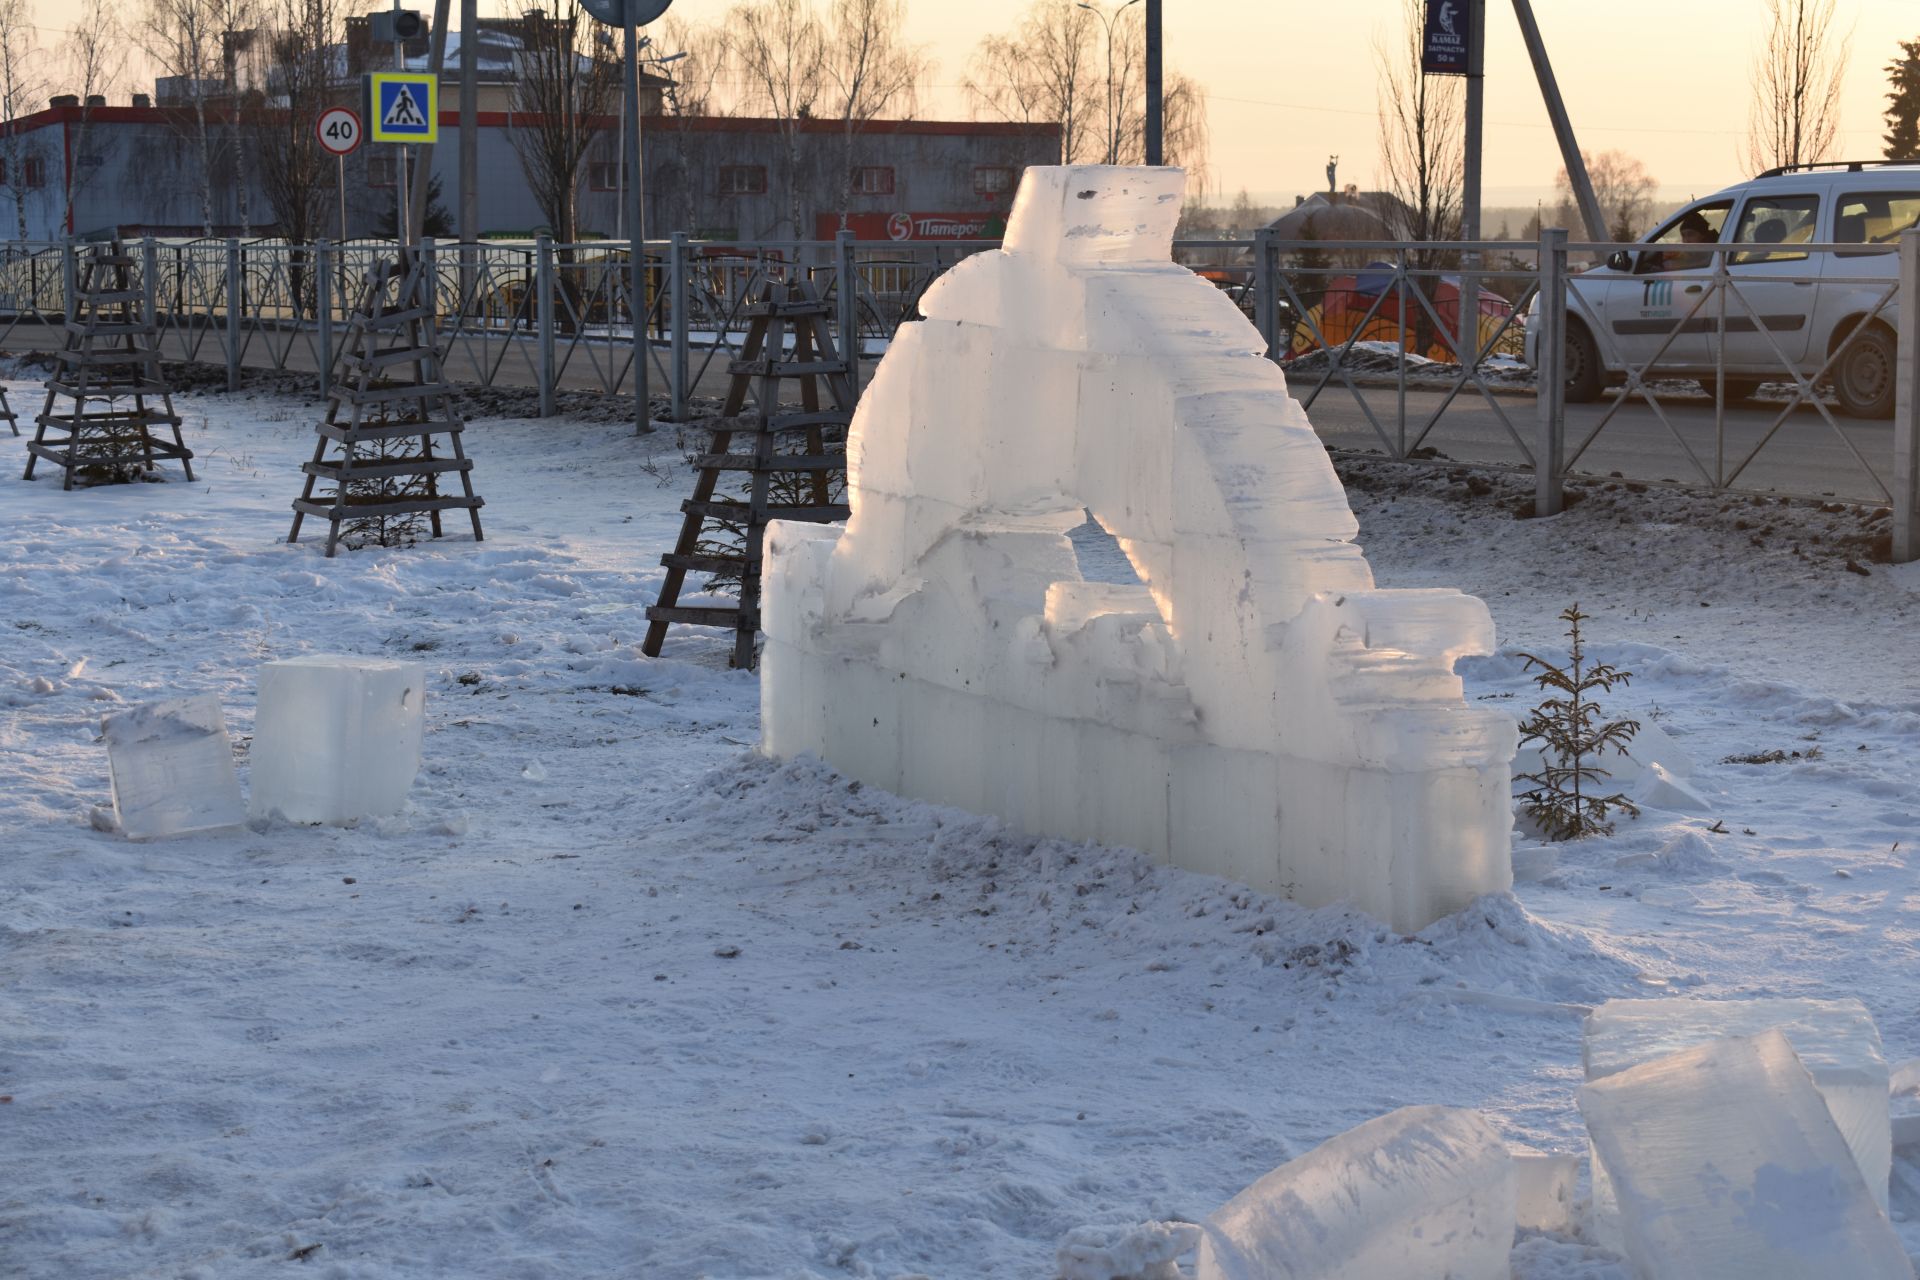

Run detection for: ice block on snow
[[1196, 1105, 1513, 1280], [1577, 1029, 1908, 1280], [1509, 1143, 1579, 1235], [102, 693, 245, 838], [1583, 996, 1890, 1226], [249, 655, 425, 824]]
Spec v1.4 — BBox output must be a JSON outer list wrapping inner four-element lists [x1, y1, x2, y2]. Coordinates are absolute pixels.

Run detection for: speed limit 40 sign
[[316, 107, 362, 157]]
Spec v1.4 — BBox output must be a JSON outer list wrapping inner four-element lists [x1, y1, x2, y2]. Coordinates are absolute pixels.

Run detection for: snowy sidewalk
[[2, 388, 1918, 1278]]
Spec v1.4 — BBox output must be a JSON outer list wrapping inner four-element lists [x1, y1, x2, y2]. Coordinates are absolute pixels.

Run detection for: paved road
[[4, 317, 1895, 505]]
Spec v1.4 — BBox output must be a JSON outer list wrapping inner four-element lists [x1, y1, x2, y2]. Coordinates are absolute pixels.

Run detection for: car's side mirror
[[1606, 250, 1634, 272]]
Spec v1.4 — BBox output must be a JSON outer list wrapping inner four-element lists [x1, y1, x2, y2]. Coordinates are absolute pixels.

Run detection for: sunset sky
[[26, 0, 1920, 207]]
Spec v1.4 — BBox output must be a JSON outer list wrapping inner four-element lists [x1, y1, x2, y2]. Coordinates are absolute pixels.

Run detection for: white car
[[1523, 161, 1914, 418]]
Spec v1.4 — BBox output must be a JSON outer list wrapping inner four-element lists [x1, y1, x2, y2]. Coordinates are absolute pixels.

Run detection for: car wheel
[[1834, 323, 1896, 420], [1564, 321, 1603, 403]]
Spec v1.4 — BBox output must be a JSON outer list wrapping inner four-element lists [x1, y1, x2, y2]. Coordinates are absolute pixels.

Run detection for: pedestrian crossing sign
[[368, 72, 437, 144]]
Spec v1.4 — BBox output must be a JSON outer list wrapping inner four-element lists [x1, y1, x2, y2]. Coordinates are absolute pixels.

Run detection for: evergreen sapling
[[1513, 604, 1642, 840]]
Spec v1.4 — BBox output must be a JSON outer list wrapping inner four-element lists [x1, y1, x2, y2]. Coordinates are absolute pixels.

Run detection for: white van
[[1522, 161, 1915, 418]]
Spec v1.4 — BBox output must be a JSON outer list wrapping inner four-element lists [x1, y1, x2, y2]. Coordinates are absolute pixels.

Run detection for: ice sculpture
[[760, 166, 1516, 932], [1195, 1105, 1514, 1280], [1578, 1029, 1909, 1279], [249, 656, 425, 824], [102, 694, 245, 839], [1582, 996, 1891, 1246]]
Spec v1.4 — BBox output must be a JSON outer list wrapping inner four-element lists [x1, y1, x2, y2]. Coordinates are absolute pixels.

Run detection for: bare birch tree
[[1376, 0, 1462, 355], [822, 0, 927, 229], [240, 0, 357, 318], [146, 0, 255, 236], [965, 1, 1207, 186], [0, 0, 43, 241], [964, 0, 1097, 164], [1553, 150, 1659, 241], [58, 0, 129, 237], [507, 0, 620, 245], [1746, 0, 1848, 174], [1375, 0, 1462, 245], [651, 15, 730, 236], [731, 0, 824, 238]]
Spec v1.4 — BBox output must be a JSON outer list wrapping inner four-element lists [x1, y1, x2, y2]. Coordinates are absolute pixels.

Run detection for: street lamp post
[[1077, 0, 1139, 165]]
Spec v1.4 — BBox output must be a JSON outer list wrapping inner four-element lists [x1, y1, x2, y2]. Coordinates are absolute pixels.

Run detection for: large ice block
[[249, 655, 425, 824], [1582, 995, 1891, 1241], [1577, 1029, 1908, 1279], [757, 165, 1516, 934], [102, 693, 245, 839], [1195, 1105, 1514, 1280]]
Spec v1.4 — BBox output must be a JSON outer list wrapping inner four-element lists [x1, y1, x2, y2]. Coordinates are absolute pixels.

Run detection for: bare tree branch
[[730, 0, 825, 239], [0, 0, 45, 241], [1554, 150, 1659, 241], [506, 0, 620, 245], [1747, 0, 1849, 174], [1375, 0, 1462, 245], [60, 0, 129, 236]]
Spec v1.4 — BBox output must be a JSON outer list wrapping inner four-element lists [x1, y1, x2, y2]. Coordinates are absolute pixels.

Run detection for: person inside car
[[1656, 210, 1717, 272]]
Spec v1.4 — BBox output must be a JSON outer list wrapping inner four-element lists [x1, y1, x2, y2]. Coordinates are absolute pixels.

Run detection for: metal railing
[[0, 227, 1912, 561]]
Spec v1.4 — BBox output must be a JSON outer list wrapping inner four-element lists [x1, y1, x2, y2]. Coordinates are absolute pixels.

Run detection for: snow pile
[[101, 693, 245, 838], [1054, 1220, 1198, 1280], [761, 165, 1516, 933]]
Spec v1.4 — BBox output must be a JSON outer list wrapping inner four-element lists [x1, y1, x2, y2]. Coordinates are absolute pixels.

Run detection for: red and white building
[[0, 93, 1059, 243]]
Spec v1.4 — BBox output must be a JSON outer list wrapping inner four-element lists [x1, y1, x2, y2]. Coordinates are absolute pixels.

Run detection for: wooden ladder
[[643, 278, 856, 669], [289, 246, 486, 557], [23, 240, 191, 488]]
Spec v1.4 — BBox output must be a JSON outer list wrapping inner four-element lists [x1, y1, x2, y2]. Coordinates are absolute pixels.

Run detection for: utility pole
[[1511, 0, 1605, 242], [1460, 0, 1485, 361], [459, 0, 476, 258], [1144, 0, 1162, 165], [405, 0, 451, 244], [623, 0, 648, 434]]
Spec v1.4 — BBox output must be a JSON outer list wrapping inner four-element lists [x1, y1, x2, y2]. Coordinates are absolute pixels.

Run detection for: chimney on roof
[[50, 93, 79, 108], [132, 93, 151, 107], [85, 94, 105, 108]]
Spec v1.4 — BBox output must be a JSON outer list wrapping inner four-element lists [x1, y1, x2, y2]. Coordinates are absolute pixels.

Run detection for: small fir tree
[[1513, 604, 1642, 840]]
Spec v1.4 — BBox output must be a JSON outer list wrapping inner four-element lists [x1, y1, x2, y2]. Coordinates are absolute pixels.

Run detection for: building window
[[368, 156, 396, 188], [851, 165, 894, 196], [589, 162, 628, 192], [22, 157, 44, 189], [974, 165, 1014, 196], [719, 165, 767, 196]]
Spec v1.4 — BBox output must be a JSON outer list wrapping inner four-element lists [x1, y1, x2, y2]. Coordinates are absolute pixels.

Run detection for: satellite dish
[[579, 0, 673, 24]]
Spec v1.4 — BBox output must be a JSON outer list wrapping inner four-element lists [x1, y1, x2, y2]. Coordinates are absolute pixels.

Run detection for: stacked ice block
[[248, 655, 425, 824], [759, 165, 1516, 933], [102, 693, 246, 838]]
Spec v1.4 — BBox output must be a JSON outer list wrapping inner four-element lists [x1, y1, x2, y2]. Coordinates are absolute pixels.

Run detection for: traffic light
[[368, 10, 424, 43]]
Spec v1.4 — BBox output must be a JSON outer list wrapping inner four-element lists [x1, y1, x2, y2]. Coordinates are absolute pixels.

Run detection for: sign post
[[580, 0, 673, 436], [368, 69, 438, 246], [315, 106, 363, 241]]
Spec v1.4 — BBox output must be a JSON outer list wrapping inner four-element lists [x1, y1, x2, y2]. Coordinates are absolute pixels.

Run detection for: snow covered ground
[[3, 381, 1919, 1279]]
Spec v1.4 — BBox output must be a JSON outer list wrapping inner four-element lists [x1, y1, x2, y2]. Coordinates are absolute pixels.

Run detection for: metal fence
[[0, 227, 1913, 560]]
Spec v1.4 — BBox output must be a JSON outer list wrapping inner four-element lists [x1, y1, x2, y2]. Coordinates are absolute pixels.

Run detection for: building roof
[[1265, 191, 1402, 240]]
